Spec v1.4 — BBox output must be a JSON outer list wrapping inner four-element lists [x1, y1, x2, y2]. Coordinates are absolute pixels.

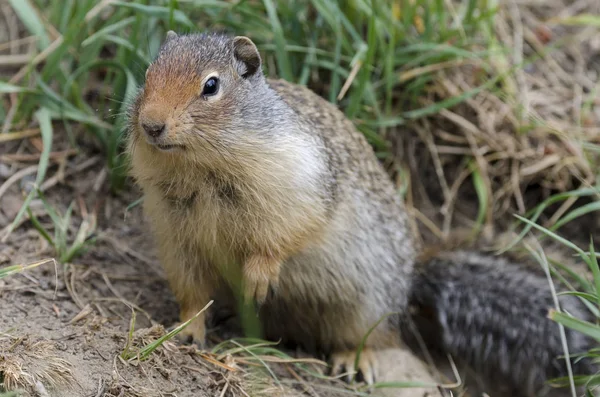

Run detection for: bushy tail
[[405, 250, 596, 397]]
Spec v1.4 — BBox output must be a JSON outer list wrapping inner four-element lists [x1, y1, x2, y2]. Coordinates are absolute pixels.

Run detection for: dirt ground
[[1, 156, 228, 397]]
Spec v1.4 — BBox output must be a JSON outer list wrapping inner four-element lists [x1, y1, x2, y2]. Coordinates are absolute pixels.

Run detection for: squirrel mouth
[[154, 143, 184, 152]]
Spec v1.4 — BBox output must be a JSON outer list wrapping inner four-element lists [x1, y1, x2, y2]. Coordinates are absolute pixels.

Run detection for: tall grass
[[3, 0, 497, 191]]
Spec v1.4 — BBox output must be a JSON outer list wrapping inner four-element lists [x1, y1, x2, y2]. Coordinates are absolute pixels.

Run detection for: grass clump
[[120, 300, 214, 362], [26, 190, 97, 264], [4, 0, 597, 235], [507, 187, 600, 394], [0, 336, 74, 396], [2, 0, 496, 192]]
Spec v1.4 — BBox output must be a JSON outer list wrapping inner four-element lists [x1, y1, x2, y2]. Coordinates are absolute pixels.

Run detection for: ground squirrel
[[126, 32, 595, 396]]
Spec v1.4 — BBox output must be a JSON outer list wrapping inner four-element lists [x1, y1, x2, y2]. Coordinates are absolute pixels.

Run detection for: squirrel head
[[128, 32, 268, 164]]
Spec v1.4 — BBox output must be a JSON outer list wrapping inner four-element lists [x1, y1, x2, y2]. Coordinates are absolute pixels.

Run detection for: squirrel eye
[[202, 77, 219, 97]]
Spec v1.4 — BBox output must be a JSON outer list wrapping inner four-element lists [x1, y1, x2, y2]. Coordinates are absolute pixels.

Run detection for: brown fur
[[125, 33, 595, 395], [127, 33, 413, 363]]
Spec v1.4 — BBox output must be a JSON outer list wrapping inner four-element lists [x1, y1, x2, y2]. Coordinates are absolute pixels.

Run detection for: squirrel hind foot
[[329, 348, 378, 386]]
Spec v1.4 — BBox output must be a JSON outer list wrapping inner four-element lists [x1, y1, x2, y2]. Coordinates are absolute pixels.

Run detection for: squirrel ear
[[165, 30, 178, 42], [232, 36, 261, 78]]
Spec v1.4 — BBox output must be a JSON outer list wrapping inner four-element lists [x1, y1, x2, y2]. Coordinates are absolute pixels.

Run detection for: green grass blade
[[8, 0, 50, 49], [0, 259, 55, 279], [550, 375, 600, 388], [550, 310, 600, 342], [513, 215, 587, 259], [551, 201, 600, 232], [120, 308, 137, 360], [345, 0, 378, 118], [552, 261, 593, 294], [81, 17, 137, 47], [168, 0, 178, 30], [329, 17, 343, 103], [112, 1, 195, 29], [588, 240, 600, 311], [352, 312, 397, 383], [558, 291, 600, 308], [550, 14, 600, 27], [0, 82, 34, 93], [3, 107, 53, 240], [402, 74, 501, 119], [469, 160, 489, 239], [36, 77, 113, 130], [126, 300, 214, 361], [501, 187, 600, 253], [26, 207, 55, 249], [230, 339, 281, 387], [102, 35, 152, 65], [262, 0, 293, 81]]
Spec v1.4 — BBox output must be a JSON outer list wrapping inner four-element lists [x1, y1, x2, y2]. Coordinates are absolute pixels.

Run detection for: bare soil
[[1, 155, 228, 397]]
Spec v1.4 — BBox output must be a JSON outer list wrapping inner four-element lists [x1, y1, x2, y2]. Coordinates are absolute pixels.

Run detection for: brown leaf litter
[[394, 0, 600, 245]]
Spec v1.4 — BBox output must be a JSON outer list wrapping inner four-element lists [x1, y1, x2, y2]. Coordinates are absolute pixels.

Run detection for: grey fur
[[407, 251, 596, 396]]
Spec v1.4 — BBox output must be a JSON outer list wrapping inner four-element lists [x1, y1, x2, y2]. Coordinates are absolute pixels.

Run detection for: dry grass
[[396, 0, 600, 244], [0, 336, 74, 396], [114, 324, 333, 397]]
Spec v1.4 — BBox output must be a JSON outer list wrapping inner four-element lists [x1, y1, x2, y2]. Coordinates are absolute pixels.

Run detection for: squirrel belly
[[126, 31, 596, 396]]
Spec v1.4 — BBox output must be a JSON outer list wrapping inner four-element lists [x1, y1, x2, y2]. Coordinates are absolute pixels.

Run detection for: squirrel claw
[[243, 276, 274, 306], [330, 349, 377, 385], [168, 322, 207, 350], [243, 255, 281, 304]]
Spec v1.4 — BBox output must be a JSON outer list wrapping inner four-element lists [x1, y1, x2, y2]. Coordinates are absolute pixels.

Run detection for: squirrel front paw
[[243, 254, 281, 305]]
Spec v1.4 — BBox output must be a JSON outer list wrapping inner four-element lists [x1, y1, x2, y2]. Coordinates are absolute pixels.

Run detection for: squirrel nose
[[142, 122, 165, 138]]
